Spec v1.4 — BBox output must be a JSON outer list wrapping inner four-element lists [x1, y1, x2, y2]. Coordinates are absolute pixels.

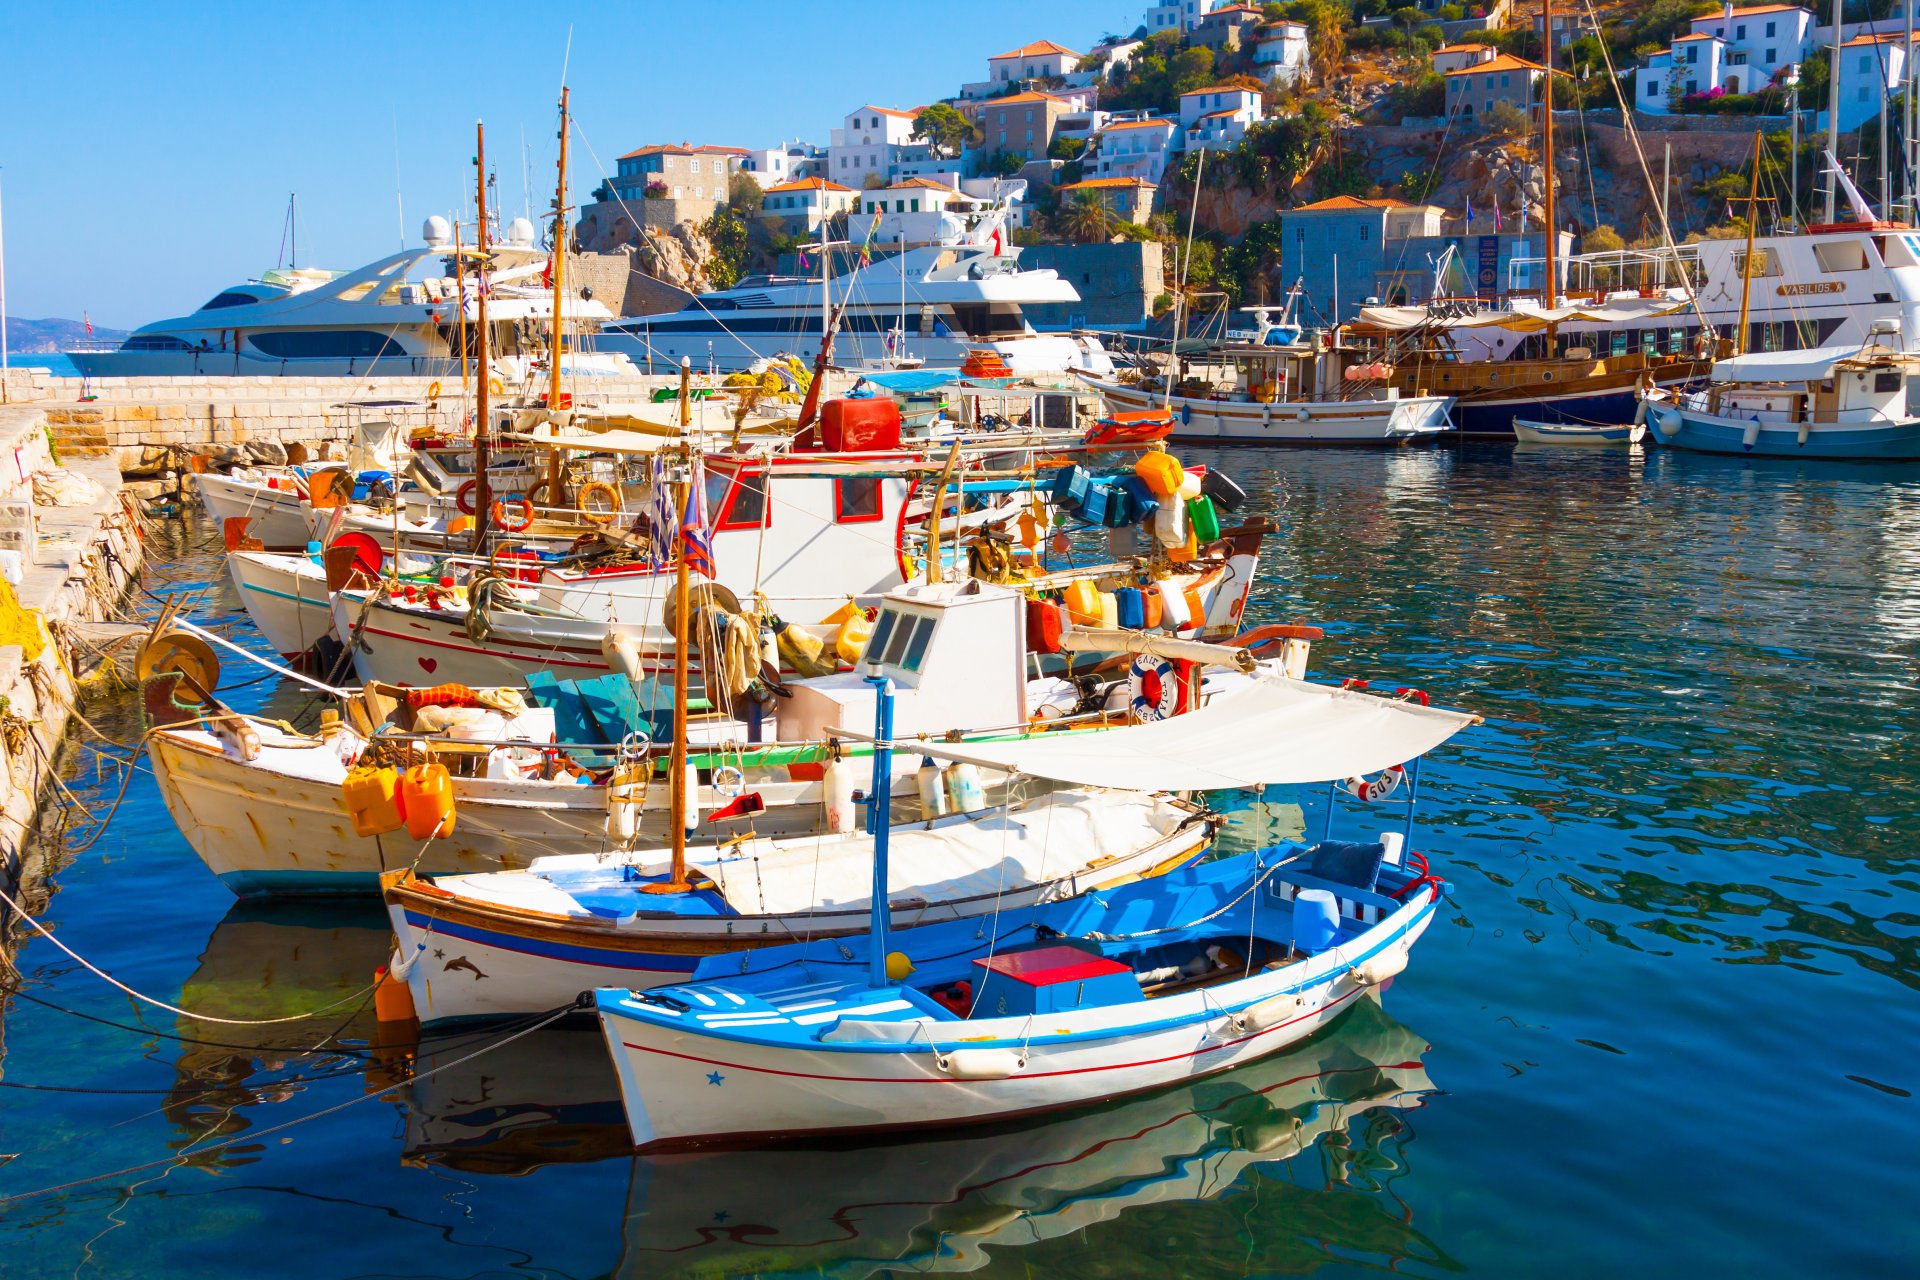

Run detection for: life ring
[[578, 481, 621, 526], [456, 479, 479, 515], [426, 380, 442, 402], [712, 765, 745, 798], [1127, 654, 1182, 722], [491, 495, 535, 532], [525, 479, 552, 507], [1343, 764, 1405, 802], [488, 376, 505, 397]]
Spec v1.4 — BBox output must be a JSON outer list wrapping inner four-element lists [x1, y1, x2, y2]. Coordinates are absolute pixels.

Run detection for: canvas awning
[[887, 677, 1479, 790], [1709, 341, 1915, 383], [1356, 298, 1689, 332]]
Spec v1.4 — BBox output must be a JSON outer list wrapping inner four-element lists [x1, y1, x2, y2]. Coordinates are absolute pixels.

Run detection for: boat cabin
[[1705, 344, 1920, 426]]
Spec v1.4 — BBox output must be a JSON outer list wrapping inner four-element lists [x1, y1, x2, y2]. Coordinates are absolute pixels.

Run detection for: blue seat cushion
[[1305, 841, 1386, 893]]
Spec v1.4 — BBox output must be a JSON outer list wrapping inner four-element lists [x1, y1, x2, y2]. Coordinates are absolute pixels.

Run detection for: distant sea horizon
[[5, 353, 83, 377]]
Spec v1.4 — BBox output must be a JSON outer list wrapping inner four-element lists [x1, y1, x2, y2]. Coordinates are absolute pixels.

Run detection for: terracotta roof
[[991, 39, 1082, 59], [1700, 4, 1809, 18], [1179, 83, 1260, 98], [1101, 118, 1176, 132], [1435, 43, 1491, 54], [857, 105, 919, 119], [1843, 31, 1917, 46], [1289, 195, 1417, 212], [1201, 3, 1264, 16], [1443, 53, 1556, 76], [983, 90, 1073, 107], [1672, 32, 1716, 42], [1060, 177, 1156, 190], [882, 177, 965, 192], [618, 143, 748, 160], [765, 177, 855, 194]]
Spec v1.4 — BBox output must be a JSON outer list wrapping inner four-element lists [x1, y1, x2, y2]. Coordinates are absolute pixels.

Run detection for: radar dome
[[422, 215, 452, 247], [506, 217, 537, 247]]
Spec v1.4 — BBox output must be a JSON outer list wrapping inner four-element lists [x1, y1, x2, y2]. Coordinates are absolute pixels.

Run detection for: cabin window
[[707, 467, 770, 531], [248, 331, 403, 359], [202, 291, 263, 310], [1875, 370, 1903, 393], [1814, 241, 1869, 272], [866, 608, 897, 662], [1733, 247, 1781, 278], [835, 476, 884, 523], [873, 610, 934, 672]]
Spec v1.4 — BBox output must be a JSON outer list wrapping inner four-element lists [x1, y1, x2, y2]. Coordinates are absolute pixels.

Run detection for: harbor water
[[2, 442, 1917, 1277]]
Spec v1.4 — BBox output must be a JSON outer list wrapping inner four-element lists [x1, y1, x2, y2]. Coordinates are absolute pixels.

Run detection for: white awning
[[1710, 342, 1915, 383], [1356, 298, 1689, 332], [891, 677, 1479, 790]]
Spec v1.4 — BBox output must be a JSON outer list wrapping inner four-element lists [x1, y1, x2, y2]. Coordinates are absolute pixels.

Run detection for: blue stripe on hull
[[402, 910, 704, 973], [1654, 418, 1920, 460], [1453, 389, 1641, 438]]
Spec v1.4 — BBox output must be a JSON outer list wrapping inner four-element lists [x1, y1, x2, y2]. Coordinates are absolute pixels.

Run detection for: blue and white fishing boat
[[1644, 338, 1920, 460], [594, 674, 1476, 1149]]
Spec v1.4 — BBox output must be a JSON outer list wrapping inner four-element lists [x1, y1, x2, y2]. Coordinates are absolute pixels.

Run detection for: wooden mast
[[1734, 132, 1764, 357], [453, 220, 470, 401], [543, 87, 571, 510], [472, 122, 493, 555], [648, 357, 697, 894], [1541, 0, 1558, 323]]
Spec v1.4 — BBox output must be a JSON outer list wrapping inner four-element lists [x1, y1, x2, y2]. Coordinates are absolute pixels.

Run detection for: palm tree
[[1062, 190, 1116, 243]]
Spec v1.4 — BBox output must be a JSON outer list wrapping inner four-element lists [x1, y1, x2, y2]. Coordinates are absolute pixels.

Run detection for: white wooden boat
[[1645, 340, 1920, 459], [594, 676, 1477, 1149], [1512, 418, 1644, 446]]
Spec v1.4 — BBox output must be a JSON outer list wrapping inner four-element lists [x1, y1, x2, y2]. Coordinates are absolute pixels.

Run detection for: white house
[[1432, 43, 1496, 75], [849, 178, 989, 246], [760, 177, 860, 235], [740, 140, 825, 189], [1145, 0, 1226, 32], [829, 105, 920, 185], [1090, 116, 1178, 185], [989, 39, 1080, 82], [1177, 84, 1263, 151], [1639, 4, 1814, 111], [1065, 37, 1145, 88], [1833, 31, 1914, 132], [1252, 23, 1313, 87]]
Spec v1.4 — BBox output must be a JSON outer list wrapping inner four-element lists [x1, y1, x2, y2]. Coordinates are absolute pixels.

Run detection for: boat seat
[[1303, 840, 1386, 892]]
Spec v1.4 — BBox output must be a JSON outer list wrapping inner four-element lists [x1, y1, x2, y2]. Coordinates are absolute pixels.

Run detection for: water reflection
[[615, 996, 1447, 1279]]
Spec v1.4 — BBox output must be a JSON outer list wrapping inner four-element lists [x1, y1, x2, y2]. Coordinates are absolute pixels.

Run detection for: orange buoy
[[373, 965, 418, 1023]]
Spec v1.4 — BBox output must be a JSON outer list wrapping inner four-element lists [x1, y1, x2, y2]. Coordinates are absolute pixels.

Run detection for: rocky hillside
[[5, 317, 127, 353]]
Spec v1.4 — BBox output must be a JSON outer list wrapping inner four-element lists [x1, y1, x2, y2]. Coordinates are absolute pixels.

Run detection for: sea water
[[1, 443, 1916, 1277]]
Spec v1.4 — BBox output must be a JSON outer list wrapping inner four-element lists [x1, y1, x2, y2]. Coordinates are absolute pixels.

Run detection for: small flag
[[1726, 201, 1735, 221], [541, 258, 553, 289], [798, 250, 811, 269], [651, 456, 715, 578], [1493, 202, 1503, 232], [84, 312, 93, 336], [1464, 196, 1474, 230]]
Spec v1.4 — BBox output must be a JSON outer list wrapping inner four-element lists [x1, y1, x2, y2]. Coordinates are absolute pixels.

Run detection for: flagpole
[[648, 355, 697, 896]]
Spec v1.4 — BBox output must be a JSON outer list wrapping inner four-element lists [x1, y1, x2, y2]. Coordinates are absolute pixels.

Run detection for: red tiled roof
[[1290, 195, 1416, 212], [991, 39, 1081, 59], [766, 177, 855, 194], [1060, 177, 1156, 190]]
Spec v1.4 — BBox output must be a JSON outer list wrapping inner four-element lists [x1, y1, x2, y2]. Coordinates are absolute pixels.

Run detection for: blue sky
[[1, 0, 1130, 328]]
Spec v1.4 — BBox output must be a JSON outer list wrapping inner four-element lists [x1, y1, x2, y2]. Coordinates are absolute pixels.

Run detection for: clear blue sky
[[1, 0, 1131, 328]]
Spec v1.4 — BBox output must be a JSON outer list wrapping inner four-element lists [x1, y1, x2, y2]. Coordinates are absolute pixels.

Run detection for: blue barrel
[[1114, 587, 1145, 629], [1293, 889, 1340, 953]]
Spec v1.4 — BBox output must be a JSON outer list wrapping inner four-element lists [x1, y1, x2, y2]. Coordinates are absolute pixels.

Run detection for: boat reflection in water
[[615, 995, 1446, 1277]]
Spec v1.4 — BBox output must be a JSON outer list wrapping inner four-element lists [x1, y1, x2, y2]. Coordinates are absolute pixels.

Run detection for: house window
[[1766, 20, 1775, 36], [1736, 24, 1745, 37], [1765, 47, 1775, 61], [1648, 79, 1658, 97], [1686, 80, 1697, 94], [835, 477, 883, 523], [1296, 227, 1304, 243], [1860, 55, 1872, 72]]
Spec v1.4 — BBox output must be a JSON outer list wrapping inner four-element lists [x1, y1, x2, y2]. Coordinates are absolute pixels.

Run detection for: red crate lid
[[974, 944, 1131, 988]]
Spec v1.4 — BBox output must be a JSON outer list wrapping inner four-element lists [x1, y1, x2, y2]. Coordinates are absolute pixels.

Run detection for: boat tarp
[[855, 370, 966, 394], [1356, 298, 1689, 332], [1709, 341, 1913, 383], [896, 677, 1479, 790]]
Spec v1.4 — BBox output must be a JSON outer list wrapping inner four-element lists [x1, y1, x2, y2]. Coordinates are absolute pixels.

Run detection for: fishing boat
[[1643, 339, 1920, 459], [614, 995, 1433, 1274], [1512, 418, 1644, 446], [594, 675, 1476, 1149]]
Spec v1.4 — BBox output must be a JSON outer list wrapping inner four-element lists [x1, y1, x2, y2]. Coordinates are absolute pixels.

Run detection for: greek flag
[[649, 456, 715, 578]]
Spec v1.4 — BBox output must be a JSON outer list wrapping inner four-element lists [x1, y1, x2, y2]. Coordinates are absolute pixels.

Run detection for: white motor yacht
[[72, 217, 636, 380]]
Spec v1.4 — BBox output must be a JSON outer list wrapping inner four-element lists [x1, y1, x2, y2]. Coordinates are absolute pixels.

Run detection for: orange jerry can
[[342, 766, 405, 838], [400, 762, 457, 841], [1063, 578, 1101, 626], [1133, 451, 1185, 498]]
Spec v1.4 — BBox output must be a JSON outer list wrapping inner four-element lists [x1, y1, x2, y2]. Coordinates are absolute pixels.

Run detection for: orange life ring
[[456, 479, 479, 515], [491, 495, 534, 532]]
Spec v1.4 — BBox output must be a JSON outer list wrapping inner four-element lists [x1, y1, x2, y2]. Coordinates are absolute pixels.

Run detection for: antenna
[[393, 109, 406, 251]]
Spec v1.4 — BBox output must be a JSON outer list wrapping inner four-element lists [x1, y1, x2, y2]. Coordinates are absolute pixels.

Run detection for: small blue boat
[[1646, 341, 1920, 460]]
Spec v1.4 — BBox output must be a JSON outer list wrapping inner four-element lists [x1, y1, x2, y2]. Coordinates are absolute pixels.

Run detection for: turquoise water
[[8, 352, 82, 376], [3, 443, 1918, 1277]]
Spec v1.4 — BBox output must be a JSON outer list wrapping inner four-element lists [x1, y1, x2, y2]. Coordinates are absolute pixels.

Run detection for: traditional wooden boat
[[594, 676, 1476, 1149], [1645, 340, 1920, 459], [1512, 418, 1645, 446]]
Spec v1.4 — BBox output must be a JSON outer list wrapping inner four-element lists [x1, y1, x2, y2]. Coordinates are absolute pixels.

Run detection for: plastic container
[[1156, 580, 1190, 631], [917, 757, 950, 820], [1293, 889, 1341, 953], [1202, 468, 1246, 512], [342, 766, 405, 838], [399, 763, 456, 841], [822, 754, 857, 833], [1051, 464, 1091, 507], [1151, 493, 1187, 549], [944, 762, 986, 814], [1142, 586, 1164, 629], [1063, 579, 1101, 626], [809, 397, 903, 452], [1027, 596, 1064, 654], [833, 609, 874, 665], [1097, 591, 1119, 629], [1078, 482, 1114, 527], [1187, 493, 1221, 542], [1114, 586, 1145, 630], [1118, 475, 1161, 523], [1176, 471, 1204, 501], [1134, 451, 1185, 497]]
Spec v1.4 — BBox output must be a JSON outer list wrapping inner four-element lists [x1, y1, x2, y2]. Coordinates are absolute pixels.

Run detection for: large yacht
[[599, 214, 1113, 377], [72, 217, 632, 379]]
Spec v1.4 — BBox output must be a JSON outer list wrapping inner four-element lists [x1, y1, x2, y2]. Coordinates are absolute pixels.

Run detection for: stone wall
[[1018, 242, 1166, 330]]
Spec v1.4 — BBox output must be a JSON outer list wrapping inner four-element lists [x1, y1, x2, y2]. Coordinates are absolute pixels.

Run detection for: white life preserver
[[1128, 653, 1182, 722], [1343, 764, 1405, 802]]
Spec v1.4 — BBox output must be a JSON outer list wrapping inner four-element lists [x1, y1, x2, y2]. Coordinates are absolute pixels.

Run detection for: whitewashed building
[[1090, 116, 1178, 185], [760, 177, 860, 235], [1145, 0, 1227, 32], [1638, 5, 1815, 111], [849, 178, 986, 246], [1252, 22, 1313, 86], [1432, 42, 1496, 75], [1178, 84, 1264, 151], [829, 105, 920, 186], [739, 140, 825, 189]]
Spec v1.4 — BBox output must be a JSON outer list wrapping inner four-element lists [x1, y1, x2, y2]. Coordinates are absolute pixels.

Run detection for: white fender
[[1653, 406, 1682, 438], [1741, 419, 1761, 450], [1354, 947, 1409, 987], [602, 628, 646, 682], [1797, 420, 1811, 447], [1236, 992, 1304, 1034], [940, 1048, 1023, 1080]]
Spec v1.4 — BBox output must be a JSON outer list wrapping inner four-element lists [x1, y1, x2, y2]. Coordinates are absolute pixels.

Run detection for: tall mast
[[1541, 0, 1558, 312], [1735, 132, 1763, 356], [548, 87, 569, 409], [453, 219, 470, 401], [472, 121, 493, 554], [1827, 0, 1843, 223], [1166, 146, 1206, 408], [650, 357, 696, 895]]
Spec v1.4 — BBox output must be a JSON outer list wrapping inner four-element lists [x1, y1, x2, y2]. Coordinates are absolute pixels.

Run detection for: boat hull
[[1647, 404, 1920, 459], [193, 471, 315, 550], [333, 592, 618, 687], [227, 550, 336, 658], [598, 886, 1438, 1149], [1086, 379, 1452, 444], [1511, 418, 1644, 445]]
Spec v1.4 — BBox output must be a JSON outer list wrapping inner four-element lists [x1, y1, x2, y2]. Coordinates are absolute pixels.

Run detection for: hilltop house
[[1089, 116, 1178, 184], [609, 144, 746, 203], [1178, 85, 1264, 151], [1193, 4, 1265, 52], [1638, 5, 1814, 110], [1443, 53, 1559, 120], [977, 90, 1084, 163], [830, 106, 921, 185], [1252, 23, 1313, 86], [760, 177, 860, 235], [1832, 31, 1916, 132], [1056, 176, 1158, 225], [850, 178, 989, 246], [1432, 43, 1496, 74], [1145, 0, 1228, 32], [739, 140, 824, 189]]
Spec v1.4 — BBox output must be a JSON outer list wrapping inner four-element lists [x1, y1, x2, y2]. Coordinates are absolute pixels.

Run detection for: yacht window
[[835, 476, 884, 523], [1814, 240, 1868, 272], [248, 331, 403, 359], [1733, 247, 1781, 278], [202, 291, 262, 310], [121, 334, 196, 351]]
